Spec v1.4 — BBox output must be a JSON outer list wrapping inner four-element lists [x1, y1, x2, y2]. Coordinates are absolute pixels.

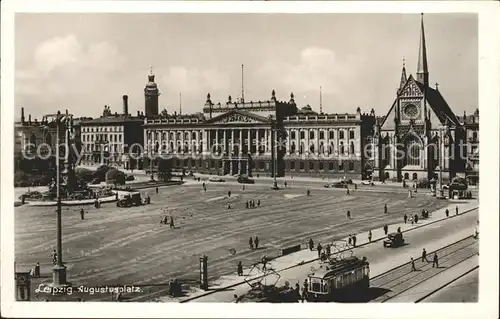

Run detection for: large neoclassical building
[[143, 89, 376, 178], [369, 14, 468, 183]]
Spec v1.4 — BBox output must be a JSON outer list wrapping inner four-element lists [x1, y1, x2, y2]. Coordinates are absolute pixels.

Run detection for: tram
[[307, 256, 370, 302]]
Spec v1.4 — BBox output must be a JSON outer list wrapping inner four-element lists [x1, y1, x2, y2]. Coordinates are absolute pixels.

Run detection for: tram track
[[369, 236, 478, 303]]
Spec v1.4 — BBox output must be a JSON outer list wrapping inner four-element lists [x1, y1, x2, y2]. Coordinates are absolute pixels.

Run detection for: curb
[[176, 206, 478, 303]]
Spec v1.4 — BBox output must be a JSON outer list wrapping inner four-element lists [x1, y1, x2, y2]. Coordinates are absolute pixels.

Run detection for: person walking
[[368, 230, 372, 242], [410, 258, 416, 271], [352, 234, 357, 247], [284, 181, 288, 188], [414, 214, 419, 224], [228, 191, 232, 198], [308, 238, 314, 251], [347, 210, 351, 219], [80, 208, 85, 220], [421, 248, 428, 262], [34, 262, 41, 278], [170, 216, 175, 229], [237, 261, 243, 276], [432, 253, 439, 268], [317, 243, 322, 258], [51, 250, 58, 265], [404, 214, 408, 224], [257, 199, 260, 207], [295, 282, 301, 302], [307, 189, 311, 196], [383, 224, 388, 235], [348, 234, 352, 246], [384, 204, 388, 214], [456, 205, 459, 215], [249, 237, 254, 250], [156, 187, 159, 194], [254, 236, 259, 249], [445, 209, 449, 217]]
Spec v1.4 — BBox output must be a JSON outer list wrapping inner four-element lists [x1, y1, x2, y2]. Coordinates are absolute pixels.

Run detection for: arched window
[[406, 136, 421, 166]]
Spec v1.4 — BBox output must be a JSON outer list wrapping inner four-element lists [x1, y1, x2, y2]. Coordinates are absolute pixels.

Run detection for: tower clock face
[[403, 104, 419, 119]]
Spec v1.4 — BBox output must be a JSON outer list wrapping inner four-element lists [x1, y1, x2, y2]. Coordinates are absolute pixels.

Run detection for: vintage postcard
[[1, 0, 499, 318]]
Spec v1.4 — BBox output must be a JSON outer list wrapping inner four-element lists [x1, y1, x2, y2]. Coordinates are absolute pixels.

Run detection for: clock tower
[[144, 67, 160, 117]]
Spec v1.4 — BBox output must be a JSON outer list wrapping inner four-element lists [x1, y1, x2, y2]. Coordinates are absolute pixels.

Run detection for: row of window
[[81, 126, 123, 133], [288, 161, 355, 171], [290, 129, 356, 140], [82, 134, 123, 143]]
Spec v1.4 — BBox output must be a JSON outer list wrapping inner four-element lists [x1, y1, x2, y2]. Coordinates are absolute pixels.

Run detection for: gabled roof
[[415, 81, 461, 126], [204, 109, 271, 124]]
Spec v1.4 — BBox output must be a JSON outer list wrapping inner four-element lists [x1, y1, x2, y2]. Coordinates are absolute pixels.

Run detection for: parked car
[[383, 232, 405, 248], [237, 175, 255, 184], [209, 176, 225, 182], [361, 180, 374, 186], [324, 181, 347, 188], [116, 192, 142, 207]]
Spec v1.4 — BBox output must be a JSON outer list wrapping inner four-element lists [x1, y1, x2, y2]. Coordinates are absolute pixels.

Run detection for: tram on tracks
[[307, 256, 370, 302]]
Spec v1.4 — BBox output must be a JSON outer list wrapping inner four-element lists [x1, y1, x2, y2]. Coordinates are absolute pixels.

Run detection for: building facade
[[371, 14, 468, 183], [79, 95, 144, 169], [460, 109, 479, 184], [143, 90, 375, 178]]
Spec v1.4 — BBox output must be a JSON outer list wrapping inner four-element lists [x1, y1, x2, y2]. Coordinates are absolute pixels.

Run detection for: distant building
[[460, 109, 479, 184], [79, 95, 144, 169], [371, 14, 468, 183], [143, 90, 375, 178]]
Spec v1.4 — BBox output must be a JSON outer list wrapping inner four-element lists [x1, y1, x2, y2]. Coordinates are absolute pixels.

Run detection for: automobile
[[209, 176, 225, 182], [324, 181, 346, 188], [361, 180, 375, 186], [116, 192, 142, 207], [237, 175, 255, 184], [383, 232, 405, 248]]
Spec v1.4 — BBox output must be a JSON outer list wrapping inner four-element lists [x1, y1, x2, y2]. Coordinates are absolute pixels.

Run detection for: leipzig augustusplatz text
[[35, 283, 142, 295]]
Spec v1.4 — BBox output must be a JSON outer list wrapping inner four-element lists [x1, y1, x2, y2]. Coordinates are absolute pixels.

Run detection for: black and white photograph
[[1, 1, 499, 318]]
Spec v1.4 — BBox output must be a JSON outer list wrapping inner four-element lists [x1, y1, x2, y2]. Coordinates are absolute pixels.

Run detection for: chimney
[[21, 107, 25, 124], [122, 95, 129, 116], [28, 114, 32, 125]]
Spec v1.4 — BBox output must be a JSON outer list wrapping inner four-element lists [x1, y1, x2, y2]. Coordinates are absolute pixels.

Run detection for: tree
[[93, 165, 111, 182], [75, 167, 95, 183], [157, 158, 173, 182], [105, 168, 126, 186]]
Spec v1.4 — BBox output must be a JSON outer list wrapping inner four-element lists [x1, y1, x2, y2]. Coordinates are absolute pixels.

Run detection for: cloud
[[254, 47, 361, 101], [16, 34, 125, 115], [161, 66, 231, 95]]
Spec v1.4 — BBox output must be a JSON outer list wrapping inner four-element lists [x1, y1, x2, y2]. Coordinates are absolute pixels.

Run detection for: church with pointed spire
[[370, 14, 468, 186]]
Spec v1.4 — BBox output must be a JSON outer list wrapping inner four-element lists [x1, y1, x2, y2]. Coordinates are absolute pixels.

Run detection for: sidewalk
[[150, 199, 478, 302]]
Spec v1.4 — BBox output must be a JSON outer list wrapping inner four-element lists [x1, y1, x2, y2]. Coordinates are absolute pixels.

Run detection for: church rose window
[[404, 104, 419, 119]]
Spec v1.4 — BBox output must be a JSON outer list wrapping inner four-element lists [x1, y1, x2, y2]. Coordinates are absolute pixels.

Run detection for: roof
[[415, 81, 461, 126], [80, 115, 143, 125], [309, 256, 368, 279]]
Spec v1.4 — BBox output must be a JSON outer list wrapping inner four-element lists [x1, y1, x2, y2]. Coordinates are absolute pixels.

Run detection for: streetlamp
[[44, 111, 72, 288], [270, 117, 279, 190]]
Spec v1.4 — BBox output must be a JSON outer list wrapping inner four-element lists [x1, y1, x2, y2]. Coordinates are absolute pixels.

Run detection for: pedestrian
[[414, 214, 419, 223], [348, 235, 352, 246], [254, 236, 259, 249], [261, 255, 268, 270], [170, 216, 175, 228], [410, 216, 414, 225], [456, 205, 459, 215], [284, 181, 288, 188], [346, 188, 350, 195], [237, 261, 243, 276], [432, 253, 439, 268], [34, 262, 40, 278], [383, 224, 388, 235], [80, 208, 85, 220], [410, 258, 416, 271], [257, 199, 260, 207], [325, 245, 331, 257], [404, 214, 408, 224], [368, 230, 372, 242], [228, 191, 232, 198], [397, 227, 401, 233], [156, 187, 159, 194], [295, 282, 301, 302], [308, 238, 314, 251], [347, 210, 351, 219], [249, 237, 254, 250], [307, 189, 311, 196], [302, 279, 308, 302], [317, 243, 322, 258], [445, 209, 449, 217], [203, 182, 206, 192], [51, 250, 58, 265], [246, 201, 249, 209], [384, 204, 388, 214], [421, 248, 428, 262], [352, 234, 357, 247]]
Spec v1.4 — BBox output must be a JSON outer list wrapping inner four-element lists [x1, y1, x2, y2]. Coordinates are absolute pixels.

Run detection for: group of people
[[246, 199, 260, 209], [410, 248, 439, 270], [249, 236, 260, 250], [307, 239, 331, 260], [160, 215, 175, 228]]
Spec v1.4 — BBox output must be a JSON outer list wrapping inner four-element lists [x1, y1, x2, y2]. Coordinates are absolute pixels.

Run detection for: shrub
[[105, 168, 126, 185], [75, 167, 95, 183], [93, 165, 111, 183]]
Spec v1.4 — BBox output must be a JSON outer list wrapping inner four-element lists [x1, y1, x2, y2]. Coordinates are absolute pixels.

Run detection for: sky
[[14, 13, 478, 120]]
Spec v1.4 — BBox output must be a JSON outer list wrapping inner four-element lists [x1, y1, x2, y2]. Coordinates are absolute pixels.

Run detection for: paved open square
[[15, 181, 448, 300]]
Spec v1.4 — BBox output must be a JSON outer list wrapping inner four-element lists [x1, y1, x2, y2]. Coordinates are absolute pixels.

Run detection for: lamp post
[[44, 112, 71, 288]]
